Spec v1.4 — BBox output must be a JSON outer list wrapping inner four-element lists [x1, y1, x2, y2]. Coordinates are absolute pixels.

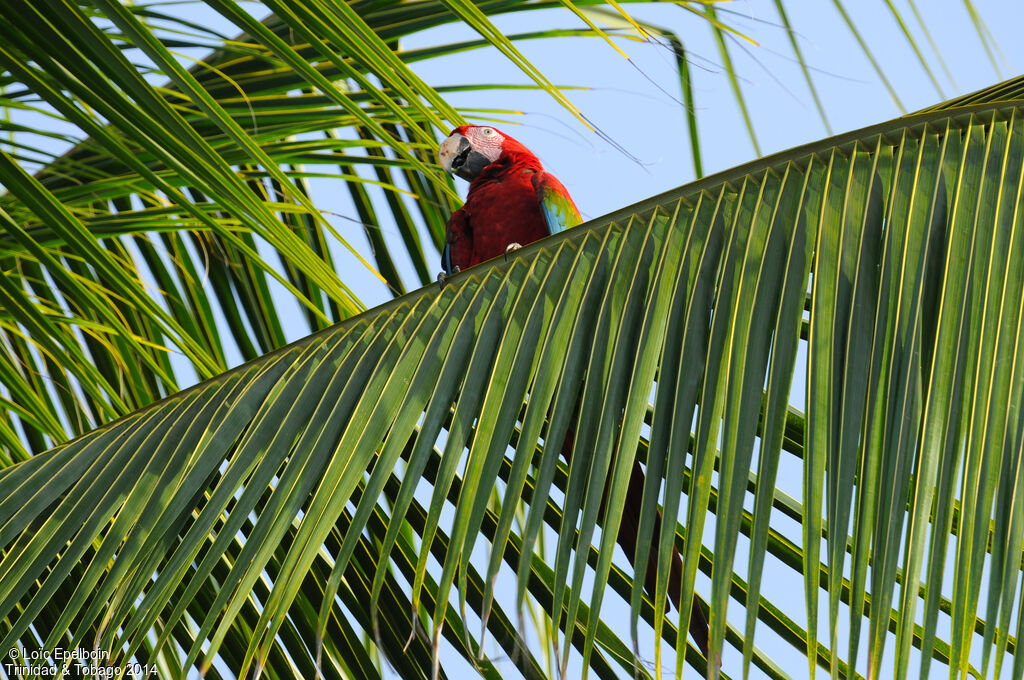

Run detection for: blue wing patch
[[535, 173, 582, 235]]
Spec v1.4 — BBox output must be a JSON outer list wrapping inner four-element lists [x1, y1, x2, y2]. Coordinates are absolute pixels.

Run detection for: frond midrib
[[32, 84, 1024, 458]]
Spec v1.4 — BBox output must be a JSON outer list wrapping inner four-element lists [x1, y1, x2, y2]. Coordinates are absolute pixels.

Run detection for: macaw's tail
[[617, 458, 710, 659], [559, 426, 711, 661]]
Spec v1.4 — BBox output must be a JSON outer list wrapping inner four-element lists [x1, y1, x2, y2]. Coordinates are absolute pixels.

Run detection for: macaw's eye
[[481, 128, 493, 135]]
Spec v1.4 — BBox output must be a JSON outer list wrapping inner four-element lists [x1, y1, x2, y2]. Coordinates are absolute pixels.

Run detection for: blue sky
[[310, 1, 1024, 310]]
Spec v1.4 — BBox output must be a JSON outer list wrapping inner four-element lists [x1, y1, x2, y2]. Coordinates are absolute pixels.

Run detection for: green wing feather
[[535, 172, 582, 234]]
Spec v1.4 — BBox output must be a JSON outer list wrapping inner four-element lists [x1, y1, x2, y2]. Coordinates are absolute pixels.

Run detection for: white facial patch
[[465, 127, 503, 163]]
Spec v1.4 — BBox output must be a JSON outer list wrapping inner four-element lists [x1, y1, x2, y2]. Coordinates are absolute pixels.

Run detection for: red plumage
[[442, 127, 577, 271]]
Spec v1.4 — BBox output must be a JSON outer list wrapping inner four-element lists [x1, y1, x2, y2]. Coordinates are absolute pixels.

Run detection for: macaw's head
[[438, 125, 531, 181]]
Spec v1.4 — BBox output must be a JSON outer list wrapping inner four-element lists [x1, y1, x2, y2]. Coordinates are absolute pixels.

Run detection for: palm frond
[[1, 0, 1001, 460], [3, 76, 1023, 678]]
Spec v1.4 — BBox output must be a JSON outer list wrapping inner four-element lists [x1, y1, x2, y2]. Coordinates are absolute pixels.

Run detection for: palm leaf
[[3, 76, 1023, 678], [1, 0, 998, 462], [3, 0, 726, 453]]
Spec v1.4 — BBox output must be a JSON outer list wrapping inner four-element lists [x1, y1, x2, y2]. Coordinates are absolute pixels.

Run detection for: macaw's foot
[[504, 242, 522, 261], [436, 266, 460, 289]]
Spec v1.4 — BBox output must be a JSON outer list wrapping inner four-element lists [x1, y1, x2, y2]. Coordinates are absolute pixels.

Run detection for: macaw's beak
[[438, 133, 492, 181]]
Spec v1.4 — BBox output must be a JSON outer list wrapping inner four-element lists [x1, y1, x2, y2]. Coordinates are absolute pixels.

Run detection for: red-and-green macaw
[[437, 125, 581, 277], [437, 125, 712, 662]]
